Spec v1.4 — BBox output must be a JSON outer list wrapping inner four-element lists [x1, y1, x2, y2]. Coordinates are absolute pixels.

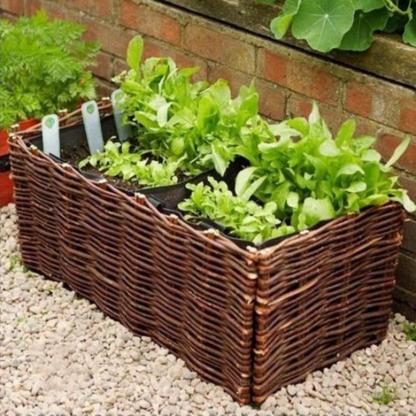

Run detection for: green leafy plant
[[404, 322, 416, 341], [79, 140, 181, 187], [257, 0, 416, 52], [83, 36, 262, 188], [373, 384, 396, 405], [180, 104, 415, 243], [113, 36, 260, 177], [0, 10, 99, 129], [179, 177, 283, 244]]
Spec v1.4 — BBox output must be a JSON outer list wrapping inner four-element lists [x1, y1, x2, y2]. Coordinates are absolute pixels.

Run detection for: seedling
[[373, 384, 396, 405], [9, 254, 22, 271], [404, 322, 416, 341]]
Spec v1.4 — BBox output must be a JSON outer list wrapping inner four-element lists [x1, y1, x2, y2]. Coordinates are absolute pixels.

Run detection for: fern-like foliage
[[0, 10, 100, 129]]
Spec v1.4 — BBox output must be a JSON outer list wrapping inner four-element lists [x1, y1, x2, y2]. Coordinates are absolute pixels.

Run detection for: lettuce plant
[[82, 36, 261, 187], [179, 178, 283, 244], [113, 36, 260, 176], [258, 0, 416, 52], [0, 10, 99, 129], [180, 104, 415, 243], [79, 141, 181, 187]]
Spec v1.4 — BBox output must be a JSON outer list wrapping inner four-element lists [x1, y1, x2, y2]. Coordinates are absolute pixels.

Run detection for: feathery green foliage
[[0, 10, 99, 129]]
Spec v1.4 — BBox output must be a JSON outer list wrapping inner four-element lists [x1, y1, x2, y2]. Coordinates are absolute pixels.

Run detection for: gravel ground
[[1, 203, 416, 416]]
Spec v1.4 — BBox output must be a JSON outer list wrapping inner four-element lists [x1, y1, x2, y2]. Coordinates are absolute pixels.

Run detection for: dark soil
[[61, 143, 188, 193]]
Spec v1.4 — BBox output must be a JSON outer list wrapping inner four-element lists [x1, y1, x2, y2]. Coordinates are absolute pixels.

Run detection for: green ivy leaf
[[270, 0, 301, 39], [352, 0, 385, 12], [403, 18, 416, 47], [339, 8, 389, 51], [291, 0, 355, 53]]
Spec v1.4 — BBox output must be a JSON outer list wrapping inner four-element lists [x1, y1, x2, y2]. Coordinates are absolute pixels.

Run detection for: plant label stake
[[82, 101, 104, 154], [42, 115, 60, 157], [112, 89, 132, 142]]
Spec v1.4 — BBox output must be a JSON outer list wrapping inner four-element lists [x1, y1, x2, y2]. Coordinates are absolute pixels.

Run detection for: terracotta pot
[[0, 118, 39, 206], [0, 169, 13, 206], [0, 118, 39, 157]]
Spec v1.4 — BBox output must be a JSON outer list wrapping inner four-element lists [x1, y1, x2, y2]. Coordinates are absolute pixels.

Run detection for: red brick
[[113, 59, 129, 77], [344, 81, 373, 118], [258, 49, 288, 86], [354, 118, 378, 138], [400, 99, 416, 136], [92, 52, 113, 81], [25, 0, 42, 15], [287, 96, 348, 133], [83, 18, 132, 58], [259, 49, 340, 107], [1, 0, 24, 14], [25, 0, 71, 19], [185, 24, 255, 74], [287, 96, 313, 118], [119, 1, 181, 46], [399, 175, 416, 204], [370, 89, 401, 129], [60, 0, 113, 21], [95, 79, 115, 99], [375, 134, 416, 174], [0, 13, 17, 22], [257, 81, 286, 121]]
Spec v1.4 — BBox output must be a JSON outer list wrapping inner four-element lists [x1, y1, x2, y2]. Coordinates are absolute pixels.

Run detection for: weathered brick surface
[[344, 81, 373, 118], [184, 24, 256, 74], [258, 48, 341, 106], [2, 0, 416, 320], [61, 0, 113, 20], [400, 99, 416, 136], [119, 0, 181, 46], [93, 52, 113, 81], [375, 134, 416, 175], [403, 218, 416, 255], [1, 0, 24, 14]]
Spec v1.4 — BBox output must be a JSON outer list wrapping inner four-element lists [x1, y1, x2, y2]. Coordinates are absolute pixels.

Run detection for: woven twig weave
[[9, 130, 405, 404]]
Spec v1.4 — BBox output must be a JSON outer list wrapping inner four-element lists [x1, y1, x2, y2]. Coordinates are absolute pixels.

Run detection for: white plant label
[[42, 114, 60, 157], [112, 89, 132, 142], [82, 101, 104, 154]]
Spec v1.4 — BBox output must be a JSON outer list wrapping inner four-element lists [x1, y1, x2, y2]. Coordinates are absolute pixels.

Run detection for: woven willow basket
[[8, 108, 405, 404]]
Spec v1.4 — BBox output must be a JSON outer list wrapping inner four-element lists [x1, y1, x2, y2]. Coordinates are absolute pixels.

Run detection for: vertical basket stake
[[11, 124, 20, 134]]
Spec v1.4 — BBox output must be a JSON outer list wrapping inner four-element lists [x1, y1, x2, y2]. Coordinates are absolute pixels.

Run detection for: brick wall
[[1, 0, 415, 319]]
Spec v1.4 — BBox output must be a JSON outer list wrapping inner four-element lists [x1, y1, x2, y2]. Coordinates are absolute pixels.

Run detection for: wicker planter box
[[9, 118, 405, 404]]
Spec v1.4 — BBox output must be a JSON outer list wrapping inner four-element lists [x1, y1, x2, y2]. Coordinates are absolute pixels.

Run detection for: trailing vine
[[257, 0, 416, 53]]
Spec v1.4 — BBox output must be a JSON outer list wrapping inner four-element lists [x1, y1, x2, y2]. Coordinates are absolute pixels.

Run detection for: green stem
[[383, 0, 413, 16]]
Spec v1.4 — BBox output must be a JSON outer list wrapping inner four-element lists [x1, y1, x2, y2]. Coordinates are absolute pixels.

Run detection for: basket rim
[[9, 120, 405, 259]]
